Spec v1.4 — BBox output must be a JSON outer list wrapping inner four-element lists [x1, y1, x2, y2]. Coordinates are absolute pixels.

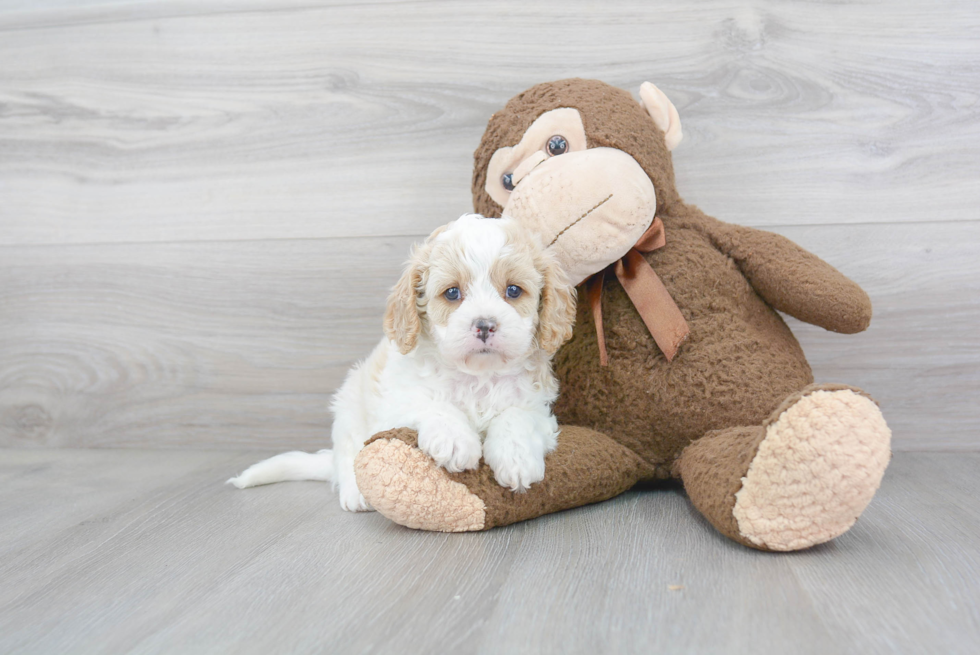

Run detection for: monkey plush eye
[[444, 287, 461, 301], [506, 285, 523, 299], [501, 173, 514, 191], [547, 135, 568, 156]]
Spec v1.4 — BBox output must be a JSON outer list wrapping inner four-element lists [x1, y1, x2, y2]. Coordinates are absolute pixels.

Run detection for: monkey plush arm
[[707, 220, 872, 334]]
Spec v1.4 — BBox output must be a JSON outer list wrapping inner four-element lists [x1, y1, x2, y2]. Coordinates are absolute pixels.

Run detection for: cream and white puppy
[[229, 214, 577, 511]]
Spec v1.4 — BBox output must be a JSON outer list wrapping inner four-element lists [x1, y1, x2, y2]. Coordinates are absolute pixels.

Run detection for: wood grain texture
[[0, 0, 977, 451], [781, 221, 980, 451], [0, 449, 977, 654], [1, 221, 978, 450], [0, 0, 978, 246], [0, 237, 411, 450]]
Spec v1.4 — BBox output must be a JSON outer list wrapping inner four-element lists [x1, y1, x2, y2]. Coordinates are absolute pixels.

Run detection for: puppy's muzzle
[[473, 318, 497, 343]]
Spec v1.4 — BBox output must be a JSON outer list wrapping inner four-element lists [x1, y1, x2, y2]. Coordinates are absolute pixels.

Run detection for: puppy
[[229, 214, 577, 511]]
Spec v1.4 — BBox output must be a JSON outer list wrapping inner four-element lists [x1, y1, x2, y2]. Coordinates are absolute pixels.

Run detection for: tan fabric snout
[[504, 147, 656, 285], [512, 151, 548, 185]]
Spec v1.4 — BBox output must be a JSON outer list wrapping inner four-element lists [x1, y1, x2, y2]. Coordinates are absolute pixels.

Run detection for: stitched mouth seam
[[548, 194, 614, 248], [512, 154, 549, 188], [524, 156, 548, 179]]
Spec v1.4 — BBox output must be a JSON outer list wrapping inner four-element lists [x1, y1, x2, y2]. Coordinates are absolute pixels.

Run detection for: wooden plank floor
[[1, 450, 977, 654]]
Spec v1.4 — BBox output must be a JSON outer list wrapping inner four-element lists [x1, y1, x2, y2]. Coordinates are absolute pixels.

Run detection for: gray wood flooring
[[2, 0, 979, 451], [2, 2, 977, 653], [0, 449, 977, 654]]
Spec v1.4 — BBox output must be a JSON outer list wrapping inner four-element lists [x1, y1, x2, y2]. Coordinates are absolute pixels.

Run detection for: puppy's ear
[[384, 265, 420, 354], [384, 226, 446, 354], [536, 255, 577, 354], [384, 247, 425, 354]]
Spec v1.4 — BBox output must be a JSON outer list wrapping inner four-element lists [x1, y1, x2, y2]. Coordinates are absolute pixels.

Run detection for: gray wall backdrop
[[1, 0, 977, 451]]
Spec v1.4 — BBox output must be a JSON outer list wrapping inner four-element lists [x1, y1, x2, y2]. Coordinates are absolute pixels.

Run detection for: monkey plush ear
[[639, 82, 683, 151]]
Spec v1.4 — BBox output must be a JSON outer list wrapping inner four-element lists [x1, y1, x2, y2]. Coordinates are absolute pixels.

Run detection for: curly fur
[[229, 214, 576, 509]]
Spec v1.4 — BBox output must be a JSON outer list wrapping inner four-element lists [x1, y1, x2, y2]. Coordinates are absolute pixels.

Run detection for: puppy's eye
[[506, 285, 523, 299], [444, 287, 461, 301], [501, 173, 514, 191], [547, 135, 568, 156]]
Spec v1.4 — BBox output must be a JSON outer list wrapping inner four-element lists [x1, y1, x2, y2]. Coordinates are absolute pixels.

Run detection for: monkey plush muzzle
[[504, 146, 657, 286]]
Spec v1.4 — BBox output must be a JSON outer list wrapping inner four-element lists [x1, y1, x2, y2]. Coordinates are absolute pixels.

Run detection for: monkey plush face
[[473, 79, 683, 285]]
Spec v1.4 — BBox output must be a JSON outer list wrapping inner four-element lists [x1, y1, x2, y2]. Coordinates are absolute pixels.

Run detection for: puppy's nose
[[473, 318, 497, 343]]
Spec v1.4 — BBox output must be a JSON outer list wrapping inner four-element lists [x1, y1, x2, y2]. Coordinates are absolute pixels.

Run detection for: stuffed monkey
[[353, 79, 891, 551]]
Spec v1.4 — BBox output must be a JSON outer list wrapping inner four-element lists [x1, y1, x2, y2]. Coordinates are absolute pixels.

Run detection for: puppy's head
[[384, 214, 576, 372]]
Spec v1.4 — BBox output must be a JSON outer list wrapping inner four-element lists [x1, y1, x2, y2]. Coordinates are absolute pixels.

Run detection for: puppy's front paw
[[417, 420, 482, 473], [483, 437, 546, 493], [338, 479, 372, 512], [337, 466, 373, 512]]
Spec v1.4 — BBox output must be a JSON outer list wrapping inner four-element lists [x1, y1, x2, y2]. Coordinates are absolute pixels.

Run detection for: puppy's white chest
[[448, 373, 527, 432]]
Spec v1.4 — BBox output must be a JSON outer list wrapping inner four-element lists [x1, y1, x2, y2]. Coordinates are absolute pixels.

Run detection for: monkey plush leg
[[675, 384, 891, 551], [354, 425, 655, 532]]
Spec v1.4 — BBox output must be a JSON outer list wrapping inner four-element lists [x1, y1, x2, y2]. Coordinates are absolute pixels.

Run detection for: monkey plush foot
[[678, 383, 892, 551], [354, 429, 487, 532], [354, 426, 652, 532]]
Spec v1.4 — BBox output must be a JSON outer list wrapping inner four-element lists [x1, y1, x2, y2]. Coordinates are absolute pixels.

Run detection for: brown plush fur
[[473, 79, 682, 220], [353, 79, 886, 549], [674, 425, 768, 548], [364, 425, 655, 529], [472, 78, 871, 475]]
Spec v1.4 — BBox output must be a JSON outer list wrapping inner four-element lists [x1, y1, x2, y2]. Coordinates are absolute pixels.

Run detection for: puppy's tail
[[227, 449, 334, 489]]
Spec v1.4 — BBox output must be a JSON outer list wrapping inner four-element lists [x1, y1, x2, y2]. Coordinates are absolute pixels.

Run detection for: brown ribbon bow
[[584, 217, 690, 366]]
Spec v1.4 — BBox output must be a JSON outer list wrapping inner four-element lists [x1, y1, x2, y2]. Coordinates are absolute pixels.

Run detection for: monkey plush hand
[[353, 79, 892, 551]]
